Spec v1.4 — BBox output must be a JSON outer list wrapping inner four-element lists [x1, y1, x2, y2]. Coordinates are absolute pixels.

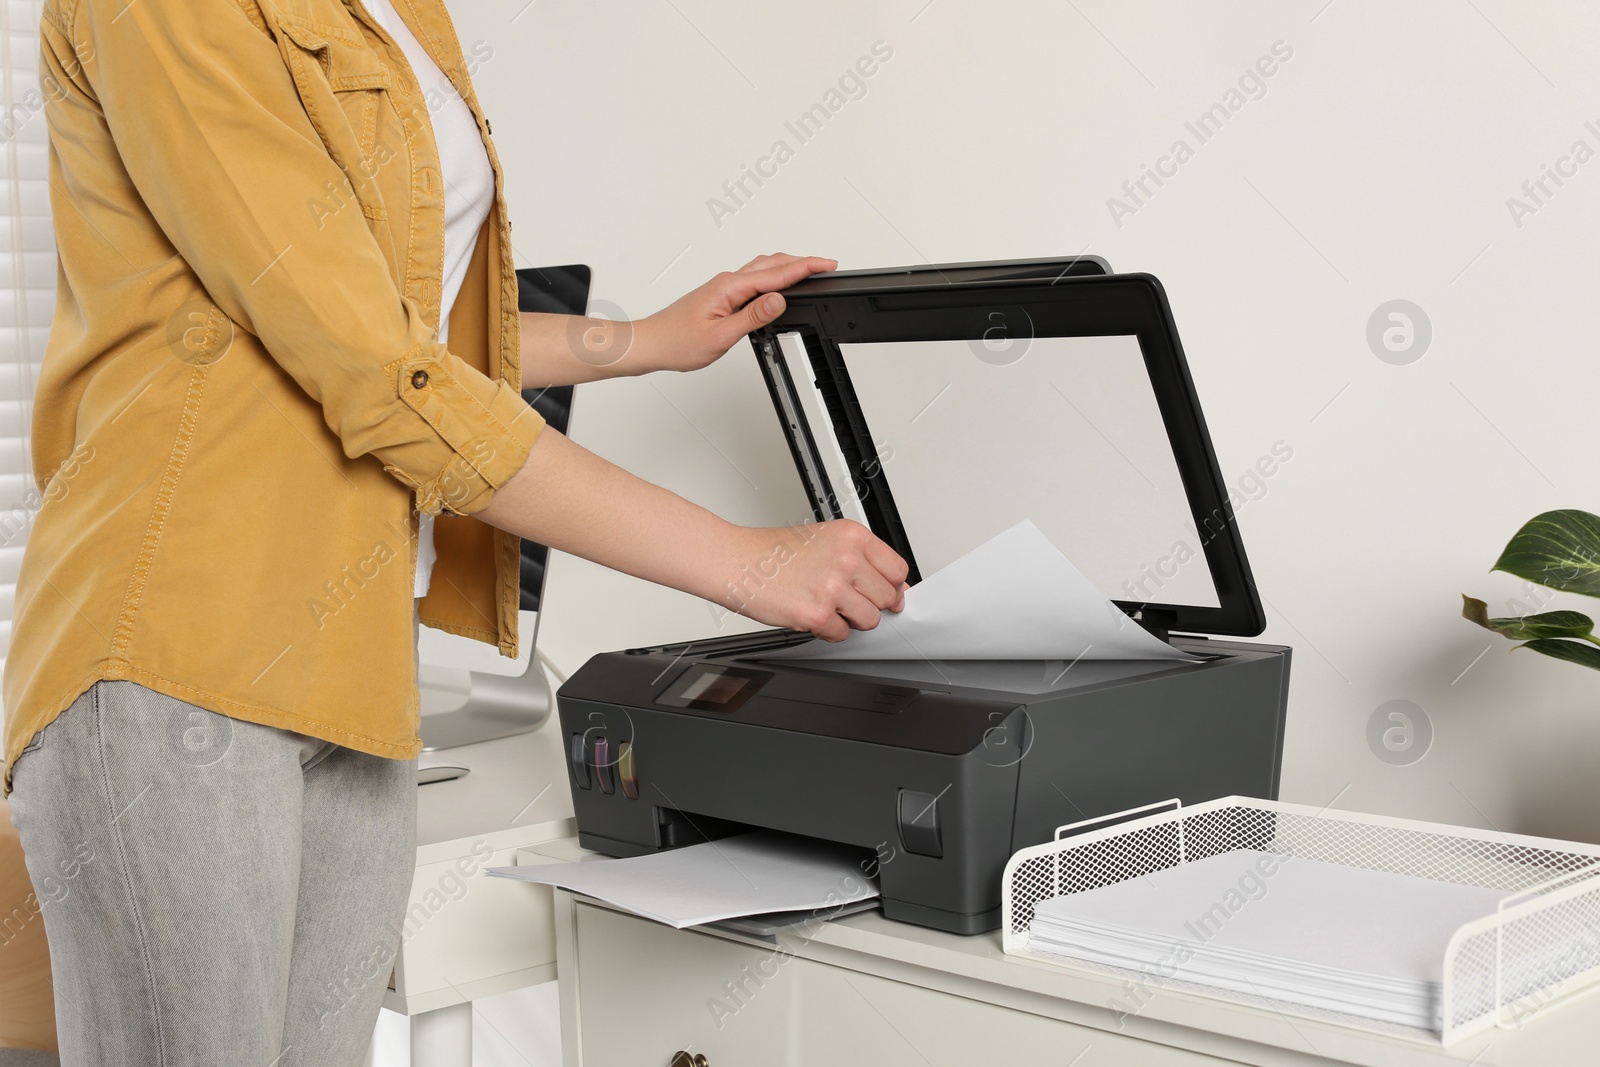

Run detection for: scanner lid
[[748, 258, 1267, 639]]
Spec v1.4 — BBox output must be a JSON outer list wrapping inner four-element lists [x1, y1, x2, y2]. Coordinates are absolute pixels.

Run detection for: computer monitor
[[415, 264, 590, 750]]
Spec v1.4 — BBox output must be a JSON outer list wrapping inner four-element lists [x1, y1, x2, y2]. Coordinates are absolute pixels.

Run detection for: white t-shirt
[[354, 0, 496, 598]]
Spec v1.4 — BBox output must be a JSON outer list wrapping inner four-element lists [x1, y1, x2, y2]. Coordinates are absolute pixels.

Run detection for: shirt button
[[411, 370, 429, 389]]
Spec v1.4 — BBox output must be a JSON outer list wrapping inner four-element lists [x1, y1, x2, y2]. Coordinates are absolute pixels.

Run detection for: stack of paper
[[488, 832, 878, 929], [1027, 849, 1507, 1029]]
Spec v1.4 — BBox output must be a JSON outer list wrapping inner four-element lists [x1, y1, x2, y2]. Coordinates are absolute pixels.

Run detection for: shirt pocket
[[272, 12, 396, 223]]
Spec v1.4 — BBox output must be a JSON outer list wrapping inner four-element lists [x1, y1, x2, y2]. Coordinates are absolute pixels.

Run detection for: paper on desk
[[1028, 849, 1509, 1029], [763, 519, 1198, 662], [486, 832, 878, 929]]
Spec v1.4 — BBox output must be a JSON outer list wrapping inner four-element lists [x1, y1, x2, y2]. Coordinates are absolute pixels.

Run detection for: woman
[[4, 0, 908, 1062]]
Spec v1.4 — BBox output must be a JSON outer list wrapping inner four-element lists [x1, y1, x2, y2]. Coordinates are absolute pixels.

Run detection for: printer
[[556, 258, 1291, 934]]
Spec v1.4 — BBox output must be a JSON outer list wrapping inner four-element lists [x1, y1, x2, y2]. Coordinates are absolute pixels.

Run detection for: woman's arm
[[521, 254, 836, 387], [476, 427, 907, 641], [504, 253, 901, 637]]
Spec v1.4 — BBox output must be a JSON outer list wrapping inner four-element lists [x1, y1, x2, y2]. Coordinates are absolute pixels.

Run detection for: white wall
[[446, 0, 1600, 842]]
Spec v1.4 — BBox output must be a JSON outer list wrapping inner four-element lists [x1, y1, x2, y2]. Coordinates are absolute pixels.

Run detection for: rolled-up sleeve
[[49, 0, 541, 516]]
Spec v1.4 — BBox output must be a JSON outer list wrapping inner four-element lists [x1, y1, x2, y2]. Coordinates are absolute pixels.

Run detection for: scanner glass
[[752, 267, 1267, 639], [785, 332, 1222, 609]]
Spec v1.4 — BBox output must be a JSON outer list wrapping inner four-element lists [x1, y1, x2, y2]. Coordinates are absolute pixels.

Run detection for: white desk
[[523, 838, 1600, 1067], [377, 714, 573, 1067]]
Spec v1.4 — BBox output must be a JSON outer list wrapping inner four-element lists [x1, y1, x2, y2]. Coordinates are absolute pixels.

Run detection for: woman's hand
[[716, 519, 909, 642], [634, 253, 837, 374], [519, 253, 835, 387], [476, 429, 909, 644]]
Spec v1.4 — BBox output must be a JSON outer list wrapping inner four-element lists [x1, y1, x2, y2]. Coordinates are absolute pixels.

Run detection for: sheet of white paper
[[486, 832, 878, 929], [764, 519, 1197, 661]]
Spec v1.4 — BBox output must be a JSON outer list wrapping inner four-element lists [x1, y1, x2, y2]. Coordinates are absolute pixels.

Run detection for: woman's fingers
[[851, 566, 903, 616], [863, 535, 910, 590], [719, 257, 837, 308], [738, 251, 828, 274], [830, 585, 883, 636]]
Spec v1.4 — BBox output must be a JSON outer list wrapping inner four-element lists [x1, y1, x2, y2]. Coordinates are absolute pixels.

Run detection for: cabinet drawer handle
[[669, 1053, 709, 1067]]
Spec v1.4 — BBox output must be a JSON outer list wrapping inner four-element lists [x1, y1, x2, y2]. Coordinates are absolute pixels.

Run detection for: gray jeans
[[8, 679, 417, 1066]]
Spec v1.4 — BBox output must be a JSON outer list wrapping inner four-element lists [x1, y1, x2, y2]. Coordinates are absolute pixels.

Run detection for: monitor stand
[[418, 654, 553, 751]]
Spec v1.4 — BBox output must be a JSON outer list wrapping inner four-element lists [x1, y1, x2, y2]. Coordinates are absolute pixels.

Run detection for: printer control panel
[[654, 664, 770, 713]]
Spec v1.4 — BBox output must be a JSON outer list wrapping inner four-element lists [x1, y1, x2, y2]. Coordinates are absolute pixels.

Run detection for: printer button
[[897, 788, 944, 858], [570, 733, 591, 790]]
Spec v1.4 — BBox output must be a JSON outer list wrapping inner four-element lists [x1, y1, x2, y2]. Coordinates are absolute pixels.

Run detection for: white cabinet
[[387, 820, 571, 1013], [565, 903, 1244, 1066]]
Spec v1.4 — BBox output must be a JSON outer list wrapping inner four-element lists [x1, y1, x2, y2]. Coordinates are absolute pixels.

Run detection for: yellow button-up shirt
[[3, 0, 546, 791]]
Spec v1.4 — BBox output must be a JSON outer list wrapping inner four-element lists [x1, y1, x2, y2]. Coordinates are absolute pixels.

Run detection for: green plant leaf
[[1461, 596, 1596, 641], [1516, 638, 1600, 673], [1492, 510, 1600, 597]]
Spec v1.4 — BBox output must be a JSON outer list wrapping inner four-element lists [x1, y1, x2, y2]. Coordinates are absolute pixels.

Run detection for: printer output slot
[[654, 811, 878, 878]]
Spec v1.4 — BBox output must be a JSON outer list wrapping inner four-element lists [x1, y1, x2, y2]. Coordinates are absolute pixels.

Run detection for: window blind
[[0, 0, 52, 722]]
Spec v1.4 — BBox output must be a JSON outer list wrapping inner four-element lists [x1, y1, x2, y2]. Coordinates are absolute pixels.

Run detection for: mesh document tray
[[1001, 796, 1600, 1046]]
